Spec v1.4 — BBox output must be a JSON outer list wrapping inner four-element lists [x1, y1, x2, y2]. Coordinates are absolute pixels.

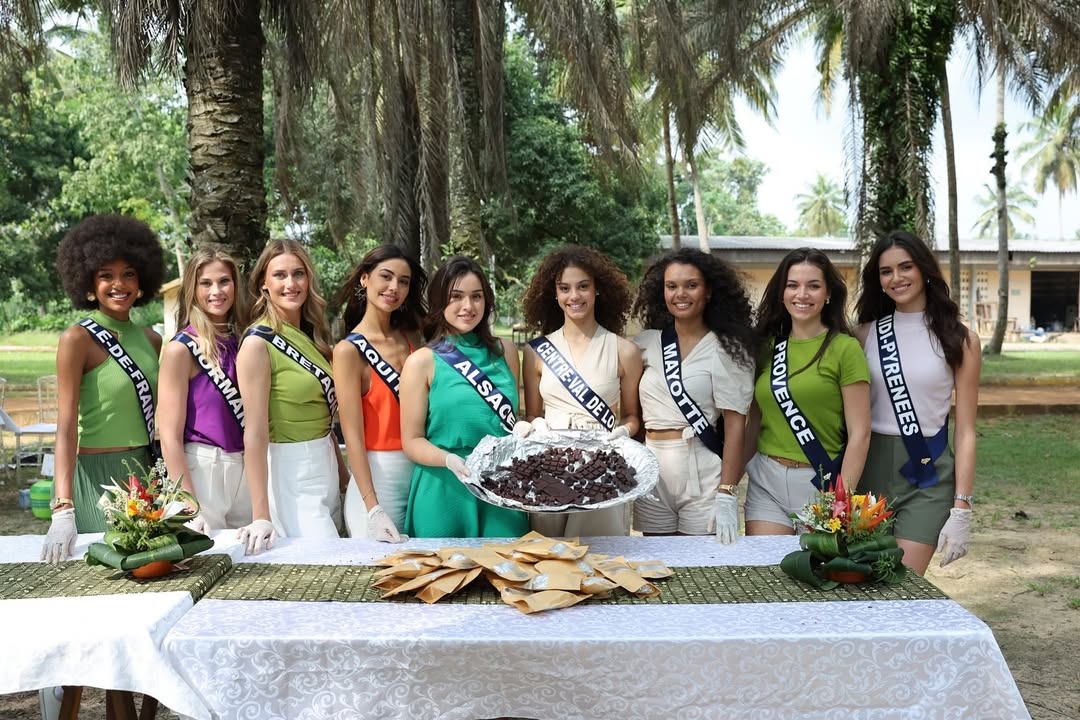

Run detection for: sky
[[733, 38, 1080, 242]]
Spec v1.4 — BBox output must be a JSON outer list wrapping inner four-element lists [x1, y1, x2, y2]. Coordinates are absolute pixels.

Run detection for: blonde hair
[[248, 239, 333, 360], [176, 247, 248, 370]]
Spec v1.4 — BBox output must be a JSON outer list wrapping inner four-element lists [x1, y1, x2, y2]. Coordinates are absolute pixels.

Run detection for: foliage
[[1019, 101, 1080, 239], [790, 477, 895, 544], [97, 457, 200, 554], [795, 173, 847, 237], [675, 154, 787, 236], [971, 181, 1036, 239]]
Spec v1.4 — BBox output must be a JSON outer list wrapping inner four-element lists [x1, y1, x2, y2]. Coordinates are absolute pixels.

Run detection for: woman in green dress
[[400, 256, 529, 538]]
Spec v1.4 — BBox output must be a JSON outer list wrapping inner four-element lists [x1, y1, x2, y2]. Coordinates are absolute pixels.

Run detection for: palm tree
[[795, 173, 846, 236], [1019, 101, 1080, 240], [971, 182, 1036, 239]]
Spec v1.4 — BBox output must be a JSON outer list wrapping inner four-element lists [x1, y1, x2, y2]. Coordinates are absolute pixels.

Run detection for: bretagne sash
[[770, 336, 841, 489], [875, 315, 948, 488], [246, 325, 337, 418], [345, 332, 401, 401], [660, 326, 724, 456], [432, 340, 517, 434], [173, 331, 245, 429], [526, 336, 616, 432]]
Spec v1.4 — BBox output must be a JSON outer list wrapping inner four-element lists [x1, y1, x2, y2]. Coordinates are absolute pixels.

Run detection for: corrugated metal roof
[[660, 235, 1080, 254]]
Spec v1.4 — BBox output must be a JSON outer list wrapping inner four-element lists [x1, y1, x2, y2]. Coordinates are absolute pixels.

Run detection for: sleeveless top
[[254, 319, 333, 443], [537, 326, 620, 430], [179, 326, 244, 453], [361, 338, 412, 452], [78, 311, 159, 448]]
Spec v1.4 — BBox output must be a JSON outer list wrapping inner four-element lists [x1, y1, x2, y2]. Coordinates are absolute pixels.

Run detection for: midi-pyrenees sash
[[345, 332, 401, 401], [432, 340, 517, 434], [770, 336, 841, 489], [173, 331, 245, 429], [246, 325, 337, 418], [660, 326, 724, 456], [526, 336, 616, 432], [874, 315, 948, 488], [79, 317, 157, 456]]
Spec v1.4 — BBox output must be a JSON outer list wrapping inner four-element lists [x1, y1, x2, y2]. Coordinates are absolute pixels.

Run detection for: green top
[[78, 311, 158, 448], [755, 331, 869, 462], [260, 319, 333, 443]]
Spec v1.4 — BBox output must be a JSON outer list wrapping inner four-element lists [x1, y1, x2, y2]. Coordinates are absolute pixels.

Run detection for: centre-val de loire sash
[[432, 340, 517, 434], [246, 325, 337, 418], [875, 315, 948, 488], [173, 331, 245, 429], [526, 336, 616, 432], [345, 332, 401, 401], [770, 336, 841, 489], [660, 326, 724, 456]]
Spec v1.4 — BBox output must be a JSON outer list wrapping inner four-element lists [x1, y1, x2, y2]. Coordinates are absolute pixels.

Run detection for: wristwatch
[[51, 497, 74, 510], [953, 493, 974, 506], [717, 484, 738, 496]]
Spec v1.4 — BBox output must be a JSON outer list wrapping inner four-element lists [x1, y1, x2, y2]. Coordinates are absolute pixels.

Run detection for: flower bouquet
[[86, 459, 213, 577], [779, 476, 906, 589]]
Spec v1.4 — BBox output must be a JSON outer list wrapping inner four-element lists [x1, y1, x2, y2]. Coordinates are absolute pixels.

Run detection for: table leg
[[105, 690, 137, 720], [58, 686, 82, 720], [138, 695, 160, 720]]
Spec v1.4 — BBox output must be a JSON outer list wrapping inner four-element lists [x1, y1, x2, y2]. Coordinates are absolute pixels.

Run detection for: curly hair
[[56, 214, 165, 309], [175, 247, 248, 371], [521, 245, 631, 335], [632, 248, 755, 370], [424, 256, 502, 357], [856, 230, 968, 370], [336, 244, 427, 334], [247, 239, 333, 361]]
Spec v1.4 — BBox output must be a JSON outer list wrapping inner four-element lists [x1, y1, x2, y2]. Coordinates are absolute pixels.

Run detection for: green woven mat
[[0, 554, 233, 601], [205, 563, 947, 604]]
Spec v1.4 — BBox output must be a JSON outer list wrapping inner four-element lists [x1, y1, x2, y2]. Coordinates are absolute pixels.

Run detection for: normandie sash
[[173, 331, 245, 429]]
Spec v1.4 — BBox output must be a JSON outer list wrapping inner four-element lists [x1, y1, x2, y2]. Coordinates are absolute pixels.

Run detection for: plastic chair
[[0, 407, 57, 483], [38, 374, 58, 424]]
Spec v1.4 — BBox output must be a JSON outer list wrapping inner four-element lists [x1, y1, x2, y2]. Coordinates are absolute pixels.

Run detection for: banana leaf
[[799, 531, 842, 558], [779, 550, 839, 590], [86, 530, 213, 572], [847, 535, 898, 555]]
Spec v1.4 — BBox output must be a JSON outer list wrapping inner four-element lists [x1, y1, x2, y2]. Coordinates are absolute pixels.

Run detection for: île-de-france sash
[[770, 336, 842, 489], [173, 331, 245, 429], [875, 315, 948, 488], [660, 326, 723, 456], [527, 336, 616, 432], [345, 332, 401, 401], [246, 325, 337, 418], [432, 340, 517, 434]]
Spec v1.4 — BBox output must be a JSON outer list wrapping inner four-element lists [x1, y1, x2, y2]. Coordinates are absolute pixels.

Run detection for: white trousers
[[343, 449, 413, 538], [184, 442, 250, 530], [530, 504, 631, 538], [635, 431, 720, 535], [267, 435, 341, 538]]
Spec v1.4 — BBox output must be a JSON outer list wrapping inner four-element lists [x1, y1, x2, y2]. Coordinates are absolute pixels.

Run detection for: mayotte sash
[[527, 336, 616, 432], [770, 336, 842, 489], [875, 315, 949, 488], [173, 331, 245, 429], [345, 332, 401, 401], [660, 326, 724, 456], [432, 340, 517, 434], [246, 325, 337, 418]]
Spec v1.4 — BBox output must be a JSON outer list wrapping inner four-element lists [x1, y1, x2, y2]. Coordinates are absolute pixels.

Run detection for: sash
[[78, 317, 158, 456], [770, 336, 841, 489], [432, 340, 517, 434], [659, 326, 724, 456], [246, 325, 337, 418], [345, 332, 401, 401], [526, 336, 616, 432], [874, 315, 949, 488], [173, 332, 245, 429]]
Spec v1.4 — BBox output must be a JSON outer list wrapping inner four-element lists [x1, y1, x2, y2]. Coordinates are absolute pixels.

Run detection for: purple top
[[180, 327, 245, 453]]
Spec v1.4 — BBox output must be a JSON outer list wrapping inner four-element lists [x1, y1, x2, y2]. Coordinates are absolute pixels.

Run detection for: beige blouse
[[537, 326, 621, 430]]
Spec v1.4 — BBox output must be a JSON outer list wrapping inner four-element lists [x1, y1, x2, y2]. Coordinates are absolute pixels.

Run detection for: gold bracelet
[[51, 497, 74, 510]]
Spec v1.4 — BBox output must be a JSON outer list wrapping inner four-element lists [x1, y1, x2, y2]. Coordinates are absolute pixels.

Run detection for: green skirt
[[404, 463, 528, 539], [72, 448, 152, 533]]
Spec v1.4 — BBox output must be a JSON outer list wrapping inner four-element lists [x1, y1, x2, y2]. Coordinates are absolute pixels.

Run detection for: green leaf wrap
[[779, 550, 839, 590], [799, 531, 842, 558], [86, 532, 213, 571]]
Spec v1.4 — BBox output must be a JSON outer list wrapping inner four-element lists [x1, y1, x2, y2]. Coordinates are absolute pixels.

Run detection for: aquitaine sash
[[875, 315, 948, 488], [79, 317, 158, 458], [432, 340, 517, 434], [345, 332, 401, 401], [770, 336, 841, 489], [246, 325, 338, 418], [173, 331, 245, 429], [527, 336, 616, 432], [660, 326, 724, 456]]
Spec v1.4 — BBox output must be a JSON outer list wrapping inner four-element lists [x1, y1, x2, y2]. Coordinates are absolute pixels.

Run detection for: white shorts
[[343, 449, 413, 538], [184, 442, 250, 530], [635, 432, 720, 535], [267, 435, 341, 538], [744, 452, 817, 528], [530, 503, 630, 538]]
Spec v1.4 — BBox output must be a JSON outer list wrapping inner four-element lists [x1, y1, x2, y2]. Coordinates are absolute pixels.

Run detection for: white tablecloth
[[162, 536, 1030, 719]]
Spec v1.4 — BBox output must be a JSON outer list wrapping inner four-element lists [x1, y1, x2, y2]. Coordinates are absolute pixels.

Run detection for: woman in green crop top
[[41, 215, 166, 563]]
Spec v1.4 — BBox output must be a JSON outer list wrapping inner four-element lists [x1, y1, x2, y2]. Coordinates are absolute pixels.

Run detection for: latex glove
[[367, 504, 406, 543], [185, 514, 212, 537], [605, 425, 630, 441], [41, 508, 77, 563], [512, 420, 534, 438], [445, 454, 470, 481], [237, 518, 277, 555], [708, 492, 739, 545], [531, 417, 550, 434], [936, 507, 972, 567]]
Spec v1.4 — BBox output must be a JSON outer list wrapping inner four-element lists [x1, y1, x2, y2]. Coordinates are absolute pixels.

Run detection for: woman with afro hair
[[518, 245, 643, 537], [41, 214, 165, 562], [631, 248, 755, 542]]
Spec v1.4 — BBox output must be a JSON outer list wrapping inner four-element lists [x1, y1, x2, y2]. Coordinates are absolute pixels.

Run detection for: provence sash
[[345, 332, 401, 401], [660, 326, 724, 456], [527, 336, 616, 432], [246, 325, 337, 418], [173, 331, 245, 429], [874, 315, 948, 488], [770, 336, 841, 489], [432, 340, 517, 434]]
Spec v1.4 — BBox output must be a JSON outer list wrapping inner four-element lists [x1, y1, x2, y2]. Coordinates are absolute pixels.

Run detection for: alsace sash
[[246, 325, 337, 418], [660, 326, 724, 456], [432, 340, 517, 434], [173, 331, 245, 429], [875, 315, 948, 488], [770, 336, 841, 489], [527, 336, 616, 431], [345, 332, 401, 401]]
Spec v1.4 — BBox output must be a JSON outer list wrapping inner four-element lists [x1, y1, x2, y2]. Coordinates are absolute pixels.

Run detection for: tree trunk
[[184, 0, 268, 270], [940, 67, 961, 303], [450, 0, 486, 261], [687, 150, 709, 253], [988, 71, 1009, 355], [662, 105, 681, 250]]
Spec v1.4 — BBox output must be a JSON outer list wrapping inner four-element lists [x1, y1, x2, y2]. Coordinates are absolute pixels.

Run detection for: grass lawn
[[981, 351, 1080, 381], [0, 351, 56, 388], [0, 331, 60, 348]]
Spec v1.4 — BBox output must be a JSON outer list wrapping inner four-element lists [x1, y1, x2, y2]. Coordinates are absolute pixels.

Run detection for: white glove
[[41, 508, 77, 563], [606, 425, 630, 441], [185, 514, 212, 536], [445, 454, 470, 481], [708, 492, 739, 544], [531, 417, 550, 434], [237, 518, 277, 555], [367, 504, 406, 543], [936, 507, 972, 567], [512, 420, 534, 438]]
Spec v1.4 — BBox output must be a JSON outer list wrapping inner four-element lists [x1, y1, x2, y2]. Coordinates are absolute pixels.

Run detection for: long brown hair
[[248, 239, 333, 360], [176, 247, 247, 370], [424, 256, 502, 356], [336, 244, 427, 333]]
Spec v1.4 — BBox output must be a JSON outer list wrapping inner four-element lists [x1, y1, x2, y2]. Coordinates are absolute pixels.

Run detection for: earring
[[136, 289, 143, 298], [826, 297, 831, 305], [356, 285, 367, 300], [86, 292, 95, 301]]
